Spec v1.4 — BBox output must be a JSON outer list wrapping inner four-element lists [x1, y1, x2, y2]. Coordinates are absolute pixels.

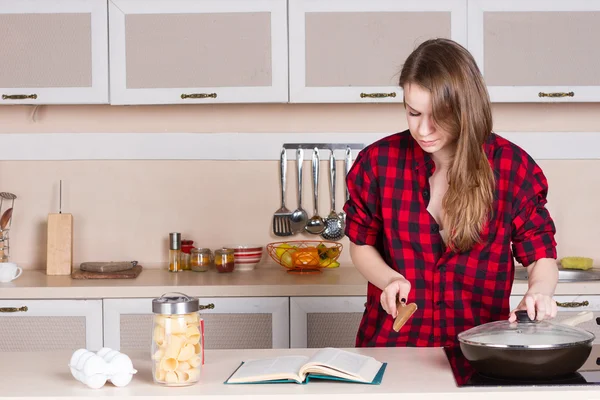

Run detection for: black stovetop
[[446, 345, 600, 387]]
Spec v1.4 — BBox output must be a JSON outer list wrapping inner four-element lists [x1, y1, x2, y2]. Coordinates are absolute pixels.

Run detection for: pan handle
[[561, 311, 593, 327]]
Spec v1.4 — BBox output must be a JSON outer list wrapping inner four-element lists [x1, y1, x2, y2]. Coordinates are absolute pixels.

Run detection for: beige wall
[[1, 103, 600, 270]]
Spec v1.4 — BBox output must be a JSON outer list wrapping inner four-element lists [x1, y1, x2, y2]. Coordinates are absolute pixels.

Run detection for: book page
[[299, 348, 383, 383], [227, 356, 310, 383]]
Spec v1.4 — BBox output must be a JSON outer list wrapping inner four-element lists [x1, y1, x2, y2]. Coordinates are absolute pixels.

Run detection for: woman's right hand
[[380, 277, 412, 318]]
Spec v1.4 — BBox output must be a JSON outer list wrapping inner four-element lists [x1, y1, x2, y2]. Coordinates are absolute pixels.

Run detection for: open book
[[224, 348, 386, 385]]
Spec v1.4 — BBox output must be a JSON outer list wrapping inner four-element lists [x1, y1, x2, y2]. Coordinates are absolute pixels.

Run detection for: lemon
[[275, 243, 293, 259], [280, 252, 293, 268]]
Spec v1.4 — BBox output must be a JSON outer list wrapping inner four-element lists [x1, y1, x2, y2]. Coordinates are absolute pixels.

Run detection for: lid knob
[[515, 310, 535, 323]]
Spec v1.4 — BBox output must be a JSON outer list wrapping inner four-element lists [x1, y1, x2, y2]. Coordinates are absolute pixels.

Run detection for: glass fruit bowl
[[266, 241, 343, 274]]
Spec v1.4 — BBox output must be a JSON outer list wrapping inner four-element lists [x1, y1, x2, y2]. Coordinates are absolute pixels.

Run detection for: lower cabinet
[[290, 296, 366, 348], [510, 295, 600, 344], [103, 297, 290, 351], [0, 299, 103, 351]]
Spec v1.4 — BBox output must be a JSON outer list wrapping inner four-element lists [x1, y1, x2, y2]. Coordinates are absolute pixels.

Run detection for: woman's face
[[403, 83, 454, 156]]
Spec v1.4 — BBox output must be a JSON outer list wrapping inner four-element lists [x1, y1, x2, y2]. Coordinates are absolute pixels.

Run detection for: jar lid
[[152, 292, 199, 315]]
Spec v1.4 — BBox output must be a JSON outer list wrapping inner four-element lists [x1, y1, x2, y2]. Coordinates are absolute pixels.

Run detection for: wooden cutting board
[[71, 264, 143, 279]]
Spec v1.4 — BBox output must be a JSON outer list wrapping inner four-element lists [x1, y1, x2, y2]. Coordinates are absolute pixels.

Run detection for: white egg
[[69, 348, 88, 368], [75, 351, 95, 371], [84, 374, 108, 389], [96, 347, 113, 358], [83, 355, 108, 377], [110, 372, 134, 387]]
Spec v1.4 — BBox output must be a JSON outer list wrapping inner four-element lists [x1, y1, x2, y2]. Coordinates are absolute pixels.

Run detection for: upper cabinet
[[469, 0, 600, 102], [288, 0, 467, 103], [108, 0, 288, 105], [0, 0, 108, 105]]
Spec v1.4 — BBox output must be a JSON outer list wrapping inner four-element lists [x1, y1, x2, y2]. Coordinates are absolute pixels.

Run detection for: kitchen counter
[[0, 267, 599, 299], [1, 347, 599, 400]]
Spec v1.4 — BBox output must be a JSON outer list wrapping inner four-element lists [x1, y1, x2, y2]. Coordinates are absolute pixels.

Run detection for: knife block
[[46, 213, 73, 276]]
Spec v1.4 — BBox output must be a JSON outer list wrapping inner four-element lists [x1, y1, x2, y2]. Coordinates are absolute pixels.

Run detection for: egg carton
[[69, 348, 138, 389]]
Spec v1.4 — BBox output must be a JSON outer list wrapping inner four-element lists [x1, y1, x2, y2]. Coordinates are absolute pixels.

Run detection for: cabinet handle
[[538, 91, 574, 98], [199, 303, 214, 310], [0, 306, 28, 313], [556, 301, 589, 308], [181, 93, 217, 99], [360, 92, 396, 99], [2, 94, 38, 100]]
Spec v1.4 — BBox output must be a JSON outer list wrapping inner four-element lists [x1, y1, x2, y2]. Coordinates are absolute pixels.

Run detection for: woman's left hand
[[509, 292, 557, 322]]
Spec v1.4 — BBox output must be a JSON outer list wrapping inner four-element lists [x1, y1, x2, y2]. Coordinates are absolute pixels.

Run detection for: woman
[[343, 38, 559, 348]]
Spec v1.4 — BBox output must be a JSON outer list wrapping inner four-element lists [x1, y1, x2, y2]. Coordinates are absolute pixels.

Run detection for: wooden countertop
[[0, 267, 598, 299]]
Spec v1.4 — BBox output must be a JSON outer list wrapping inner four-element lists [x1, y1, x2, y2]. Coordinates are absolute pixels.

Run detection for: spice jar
[[214, 248, 235, 273], [151, 293, 213, 386], [180, 240, 194, 271], [168, 233, 181, 272], [190, 248, 213, 272]]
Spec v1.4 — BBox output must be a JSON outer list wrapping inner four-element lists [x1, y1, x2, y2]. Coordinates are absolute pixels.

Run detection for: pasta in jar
[[151, 293, 206, 386]]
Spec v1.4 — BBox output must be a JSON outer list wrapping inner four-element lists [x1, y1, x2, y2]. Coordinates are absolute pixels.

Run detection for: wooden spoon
[[0, 208, 13, 230], [393, 298, 418, 332]]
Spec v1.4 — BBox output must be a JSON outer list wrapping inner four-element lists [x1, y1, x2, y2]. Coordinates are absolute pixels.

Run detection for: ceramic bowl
[[224, 245, 263, 271]]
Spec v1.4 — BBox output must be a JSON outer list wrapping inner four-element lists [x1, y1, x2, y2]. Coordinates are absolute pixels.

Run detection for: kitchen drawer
[[0, 299, 103, 351], [103, 297, 289, 351], [290, 296, 366, 348]]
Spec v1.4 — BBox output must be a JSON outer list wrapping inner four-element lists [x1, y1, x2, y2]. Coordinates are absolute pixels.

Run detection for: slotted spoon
[[321, 150, 344, 241]]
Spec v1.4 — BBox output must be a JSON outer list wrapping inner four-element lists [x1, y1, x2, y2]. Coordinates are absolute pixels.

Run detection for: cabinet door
[[0, 300, 103, 351], [109, 0, 288, 104], [469, 0, 600, 102], [290, 296, 366, 348], [510, 295, 600, 344], [0, 0, 108, 104], [289, 0, 467, 103], [103, 297, 289, 351]]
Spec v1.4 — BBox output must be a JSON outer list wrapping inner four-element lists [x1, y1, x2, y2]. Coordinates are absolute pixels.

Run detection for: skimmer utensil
[[322, 150, 344, 241]]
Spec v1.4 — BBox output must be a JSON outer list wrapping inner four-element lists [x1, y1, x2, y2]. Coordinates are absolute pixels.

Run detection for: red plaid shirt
[[344, 130, 557, 348]]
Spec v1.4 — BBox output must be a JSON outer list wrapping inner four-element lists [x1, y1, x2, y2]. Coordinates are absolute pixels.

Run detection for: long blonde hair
[[399, 38, 495, 252]]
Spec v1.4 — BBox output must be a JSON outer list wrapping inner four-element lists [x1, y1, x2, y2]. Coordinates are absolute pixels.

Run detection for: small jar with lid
[[151, 292, 214, 386], [180, 240, 194, 271], [190, 248, 213, 272], [214, 248, 235, 273]]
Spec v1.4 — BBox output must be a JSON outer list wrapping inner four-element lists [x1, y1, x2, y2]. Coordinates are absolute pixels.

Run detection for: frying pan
[[457, 310, 595, 380]]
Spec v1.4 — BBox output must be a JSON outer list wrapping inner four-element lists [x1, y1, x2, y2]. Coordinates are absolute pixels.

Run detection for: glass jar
[[168, 233, 181, 272], [214, 248, 235, 273], [180, 240, 194, 270], [190, 248, 213, 272], [151, 293, 203, 386]]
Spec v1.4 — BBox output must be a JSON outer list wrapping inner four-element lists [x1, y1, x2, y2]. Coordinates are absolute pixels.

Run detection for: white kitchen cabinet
[[288, 0, 467, 103], [468, 0, 600, 102], [510, 295, 600, 344], [103, 297, 289, 351], [0, 0, 108, 105], [0, 299, 103, 351], [290, 296, 365, 348], [108, 0, 288, 105]]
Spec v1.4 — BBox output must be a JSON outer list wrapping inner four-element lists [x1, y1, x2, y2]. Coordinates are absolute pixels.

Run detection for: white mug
[[0, 263, 22, 283]]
